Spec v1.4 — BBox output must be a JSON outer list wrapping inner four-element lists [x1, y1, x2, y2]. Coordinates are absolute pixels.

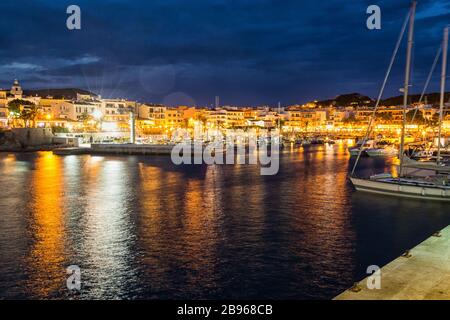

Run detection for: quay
[[335, 225, 450, 300], [53, 147, 90, 155], [52, 143, 225, 156], [90, 143, 175, 155], [53, 144, 175, 156]]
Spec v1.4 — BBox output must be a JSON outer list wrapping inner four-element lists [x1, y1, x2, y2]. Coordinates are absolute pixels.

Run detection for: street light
[[92, 110, 103, 120]]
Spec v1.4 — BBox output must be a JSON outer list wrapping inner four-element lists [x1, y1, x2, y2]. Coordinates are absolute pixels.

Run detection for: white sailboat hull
[[350, 177, 450, 201], [349, 148, 366, 157], [366, 148, 398, 157], [401, 157, 450, 175]]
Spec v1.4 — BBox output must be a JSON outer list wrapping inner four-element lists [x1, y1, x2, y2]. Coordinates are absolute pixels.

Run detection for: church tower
[[10, 79, 23, 99]]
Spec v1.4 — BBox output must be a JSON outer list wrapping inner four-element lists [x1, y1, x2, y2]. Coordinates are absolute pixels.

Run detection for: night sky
[[0, 0, 449, 106]]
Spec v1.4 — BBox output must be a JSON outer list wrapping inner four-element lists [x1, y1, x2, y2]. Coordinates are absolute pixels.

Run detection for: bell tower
[[10, 79, 23, 98]]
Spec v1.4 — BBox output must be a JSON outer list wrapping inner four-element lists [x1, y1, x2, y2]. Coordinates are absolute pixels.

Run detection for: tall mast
[[437, 26, 448, 165], [399, 1, 416, 177]]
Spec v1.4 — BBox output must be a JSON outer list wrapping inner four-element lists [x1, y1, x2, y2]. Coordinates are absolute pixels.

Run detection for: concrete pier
[[53, 147, 90, 155], [90, 143, 175, 155], [53, 143, 225, 156], [335, 225, 450, 300], [52, 144, 175, 155]]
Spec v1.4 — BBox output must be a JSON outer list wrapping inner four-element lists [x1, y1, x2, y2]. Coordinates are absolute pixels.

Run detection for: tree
[[78, 112, 96, 132], [405, 110, 425, 124], [78, 112, 91, 122], [377, 112, 393, 122], [343, 114, 359, 123], [7, 99, 37, 128], [21, 104, 38, 128], [7, 99, 21, 115]]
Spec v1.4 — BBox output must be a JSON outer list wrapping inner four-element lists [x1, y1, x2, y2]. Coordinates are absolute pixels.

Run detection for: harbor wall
[[12, 128, 53, 146], [90, 143, 175, 155]]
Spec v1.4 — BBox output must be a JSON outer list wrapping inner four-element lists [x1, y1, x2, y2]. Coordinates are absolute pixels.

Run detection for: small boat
[[401, 156, 450, 177], [282, 140, 293, 147], [302, 138, 311, 146], [310, 137, 325, 145], [350, 174, 450, 201], [410, 149, 434, 160], [366, 146, 398, 157], [349, 140, 375, 156]]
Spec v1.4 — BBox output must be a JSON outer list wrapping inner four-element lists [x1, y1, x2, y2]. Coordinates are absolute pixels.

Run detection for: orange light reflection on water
[[27, 152, 65, 297]]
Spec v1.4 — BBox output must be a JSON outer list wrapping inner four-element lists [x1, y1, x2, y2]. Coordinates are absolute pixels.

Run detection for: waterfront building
[[101, 99, 135, 123], [52, 100, 102, 121], [243, 108, 259, 120], [102, 99, 135, 114], [179, 106, 197, 122], [206, 109, 227, 128], [329, 109, 351, 126], [224, 108, 246, 127], [38, 98, 69, 120], [138, 103, 166, 127], [354, 108, 373, 124], [376, 107, 408, 124], [286, 109, 327, 130], [136, 105, 167, 136], [165, 108, 184, 128], [0, 91, 8, 127]]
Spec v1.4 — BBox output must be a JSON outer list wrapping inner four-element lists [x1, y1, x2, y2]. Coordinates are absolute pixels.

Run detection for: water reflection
[[0, 144, 449, 299], [27, 152, 66, 298], [81, 158, 139, 299]]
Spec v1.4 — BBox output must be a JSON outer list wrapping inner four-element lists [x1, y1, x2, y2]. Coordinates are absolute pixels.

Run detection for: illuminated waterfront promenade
[[1, 80, 449, 147]]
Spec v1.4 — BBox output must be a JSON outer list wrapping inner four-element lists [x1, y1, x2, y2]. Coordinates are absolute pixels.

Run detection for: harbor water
[[0, 141, 449, 299]]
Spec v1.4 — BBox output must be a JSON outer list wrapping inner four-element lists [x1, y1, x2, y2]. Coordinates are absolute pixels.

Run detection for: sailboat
[[350, 1, 450, 201]]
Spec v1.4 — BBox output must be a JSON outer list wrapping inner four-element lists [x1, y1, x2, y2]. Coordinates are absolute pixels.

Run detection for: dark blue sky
[[0, 0, 449, 106]]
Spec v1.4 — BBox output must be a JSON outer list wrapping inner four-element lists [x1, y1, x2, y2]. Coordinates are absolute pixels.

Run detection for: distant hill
[[314, 92, 450, 108], [380, 92, 450, 106], [315, 93, 374, 108], [24, 88, 97, 100]]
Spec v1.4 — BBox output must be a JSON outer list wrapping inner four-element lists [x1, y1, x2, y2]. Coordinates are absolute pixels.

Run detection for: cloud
[[0, 0, 448, 105]]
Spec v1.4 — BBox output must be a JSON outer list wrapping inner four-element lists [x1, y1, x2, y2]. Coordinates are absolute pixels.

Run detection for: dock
[[90, 143, 175, 155], [335, 225, 450, 300], [52, 144, 174, 155], [52, 143, 225, 156], [53, 147, 90, 155]]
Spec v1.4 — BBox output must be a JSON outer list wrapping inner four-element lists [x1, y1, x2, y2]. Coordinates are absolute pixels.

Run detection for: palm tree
[[21, 104, 38, 128]]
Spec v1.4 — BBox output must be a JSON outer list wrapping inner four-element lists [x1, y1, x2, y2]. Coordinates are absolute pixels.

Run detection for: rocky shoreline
[[0, 130, 72, 152], [0, 144, 68, 153]]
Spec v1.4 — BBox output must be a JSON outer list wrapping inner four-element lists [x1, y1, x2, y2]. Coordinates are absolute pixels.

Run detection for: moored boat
[[350, 175, 450, 201], [349, 140, 375, 156], [366, 146, 398, 157]]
